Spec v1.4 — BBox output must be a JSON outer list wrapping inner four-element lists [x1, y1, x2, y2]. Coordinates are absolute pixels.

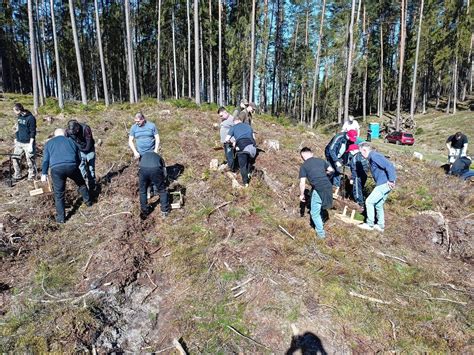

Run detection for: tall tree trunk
[[50, 0, 63, 109], [310, 0, 326, 127], [208, 0, 214, 103], [200, 23, 205, 100], [249, 0, 256, 103], [362, 6, 369, 122], [172, 6, 178, 99], [68, 0, 87, 104], [28, 0, 39, 113], [469, 33, 473, 94], [452, 55, 458, 114], [378, 23, 384, 118], [36, 45, 45, 106], [124, 0, 135, 103], [343, 0, 357, 122], [218, 0, 223, 105], [187, 0, 192, 97], [194, 0, 200, 104], [156, 0, 162, 100], [410, 0, 424, 121], [94, 0, 109, 106], [35, 0, 47, 100], [396, 0, 406, 130]]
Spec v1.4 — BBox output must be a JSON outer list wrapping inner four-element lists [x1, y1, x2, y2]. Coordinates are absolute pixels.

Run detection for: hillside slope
[[0, 95, 473, 352]]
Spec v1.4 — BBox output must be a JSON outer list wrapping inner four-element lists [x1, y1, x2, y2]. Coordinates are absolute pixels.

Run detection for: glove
[[335, 161, 342, 168], [133, 151, 140, 160], [350, 179, 354, 185], [26, 143, 33, 154], [41, 174, 48, 182], [449, 148, 456, 156]]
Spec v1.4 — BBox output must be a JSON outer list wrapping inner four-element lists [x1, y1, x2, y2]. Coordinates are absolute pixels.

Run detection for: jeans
[[12, 141, 37, 179], [365, 183, 391, 229], [352, 175, 367, 206], [139, 166, 170, 213], [310, 190, 325, 238], [460, 170, 474, 180], [79, 151, 96, 189], [51, 164, 90, 223], [236, 152, 251, 185], [325, 155, 341, 188], [224, 143, 235, 171]]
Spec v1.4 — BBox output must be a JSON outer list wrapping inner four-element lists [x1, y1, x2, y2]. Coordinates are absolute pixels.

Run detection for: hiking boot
[[85, 201, 93, 207], [373, 225, 384, 233], [357, 223, 374, 231], [161, 211, 169, 218]]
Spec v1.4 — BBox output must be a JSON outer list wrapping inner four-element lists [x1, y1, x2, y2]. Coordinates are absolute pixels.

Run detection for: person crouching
[[41, 129, 92, 223], [139, 151, 171, 219]]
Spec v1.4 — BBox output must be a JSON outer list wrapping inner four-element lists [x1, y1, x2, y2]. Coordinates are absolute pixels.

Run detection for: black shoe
[[86, 201, 93, 207]]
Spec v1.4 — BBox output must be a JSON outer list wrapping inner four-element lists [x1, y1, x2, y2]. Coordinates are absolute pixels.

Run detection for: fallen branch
[[141, 285, 159, 304], [376, 252, 409, 265], [388, 319, 397, 341], [233, 289, 246, 298], [102, 211, 132, 221], [349, 291, 392, 305], [207, 201, 231, 219], [82, 253, 94, 276], [145, 271, 157, 288], [231, 276, 256, 291], [226, 325, 271, 350], [278, 225, 295, 240], [426, 297, 467, 306]]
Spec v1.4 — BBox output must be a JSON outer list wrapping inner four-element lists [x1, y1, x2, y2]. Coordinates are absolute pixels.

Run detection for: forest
[[0, 0, 472, 127]]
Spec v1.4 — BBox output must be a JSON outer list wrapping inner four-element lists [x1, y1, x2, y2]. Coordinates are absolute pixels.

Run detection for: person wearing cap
[[41, 128, 92, 223], [324, 129, 358, 193], [449, 156, 474, 181], [446, 132, 468, 164], [357, 142, 396, 233], [238, 101, 256, 126], [129, 112, 160, 159], [138, 151, 171, 219], [65, 119, 97, 191], [224, 116, 257, 186], [341, 115, 360, 136], [217, 106, 235, 170], [346, 144, 369, 210], [299, 147, 334, 238]]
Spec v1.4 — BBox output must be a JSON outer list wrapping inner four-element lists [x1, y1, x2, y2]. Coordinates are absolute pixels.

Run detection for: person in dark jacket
[[238, 101, 256, 126], [224, 117, 257, 186], [138, 151, 170, 219], [346, 144, 369, 210], [12, 103, 37, 180], [217, 107, 235, 170], [66, 119, 97, 191], [299, 147, 334, 238], [357, 142, 396, 233], [446, 131, 468, 163], [449, 156, 474, 181], [324, 129, 358, 192], [41, 129, 92, 223]]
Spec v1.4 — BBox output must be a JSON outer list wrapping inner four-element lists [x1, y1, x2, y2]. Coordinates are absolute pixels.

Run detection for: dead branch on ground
[[207, 201, 231, 220], [226, 325, 271, 350], [349, 291, 392, 305], [278, 225, 295, 240], [376, 251, 410, 265]]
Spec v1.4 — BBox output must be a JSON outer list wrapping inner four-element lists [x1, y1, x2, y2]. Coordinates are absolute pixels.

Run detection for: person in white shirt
[[341, 115, 360, 136]]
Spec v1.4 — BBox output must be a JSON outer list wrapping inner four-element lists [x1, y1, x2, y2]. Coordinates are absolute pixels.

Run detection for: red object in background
[[384, 131, 415, 145]]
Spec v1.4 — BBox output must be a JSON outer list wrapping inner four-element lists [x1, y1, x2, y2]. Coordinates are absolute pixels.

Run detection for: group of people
[[10, 102, 470, 231], [300, 117, 397, 238]]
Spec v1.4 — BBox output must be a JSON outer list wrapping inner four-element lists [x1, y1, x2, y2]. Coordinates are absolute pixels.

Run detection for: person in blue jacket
[[357, 142, 396, 233], [41, 129, 92, 223]]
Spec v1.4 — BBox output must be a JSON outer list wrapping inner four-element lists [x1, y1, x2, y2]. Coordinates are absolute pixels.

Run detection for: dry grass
[[0, 93, 473, 352]]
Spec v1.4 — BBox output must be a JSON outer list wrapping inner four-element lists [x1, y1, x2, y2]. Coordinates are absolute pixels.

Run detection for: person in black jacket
[[139, 151, 171, 219], [66, 120, 97, 191], [12, 103, 37, 180], [41, 129, 92, 223], [299, 147, 334, 239]]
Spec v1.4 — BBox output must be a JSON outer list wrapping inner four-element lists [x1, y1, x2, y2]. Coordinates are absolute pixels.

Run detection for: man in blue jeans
[[41, 129, 92, 223], [357, 142, 396, 233], [299, 147, 334, 238]]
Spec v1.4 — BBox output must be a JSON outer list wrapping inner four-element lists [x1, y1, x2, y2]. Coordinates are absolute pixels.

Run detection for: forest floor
[[0, 94, 473, 353]]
